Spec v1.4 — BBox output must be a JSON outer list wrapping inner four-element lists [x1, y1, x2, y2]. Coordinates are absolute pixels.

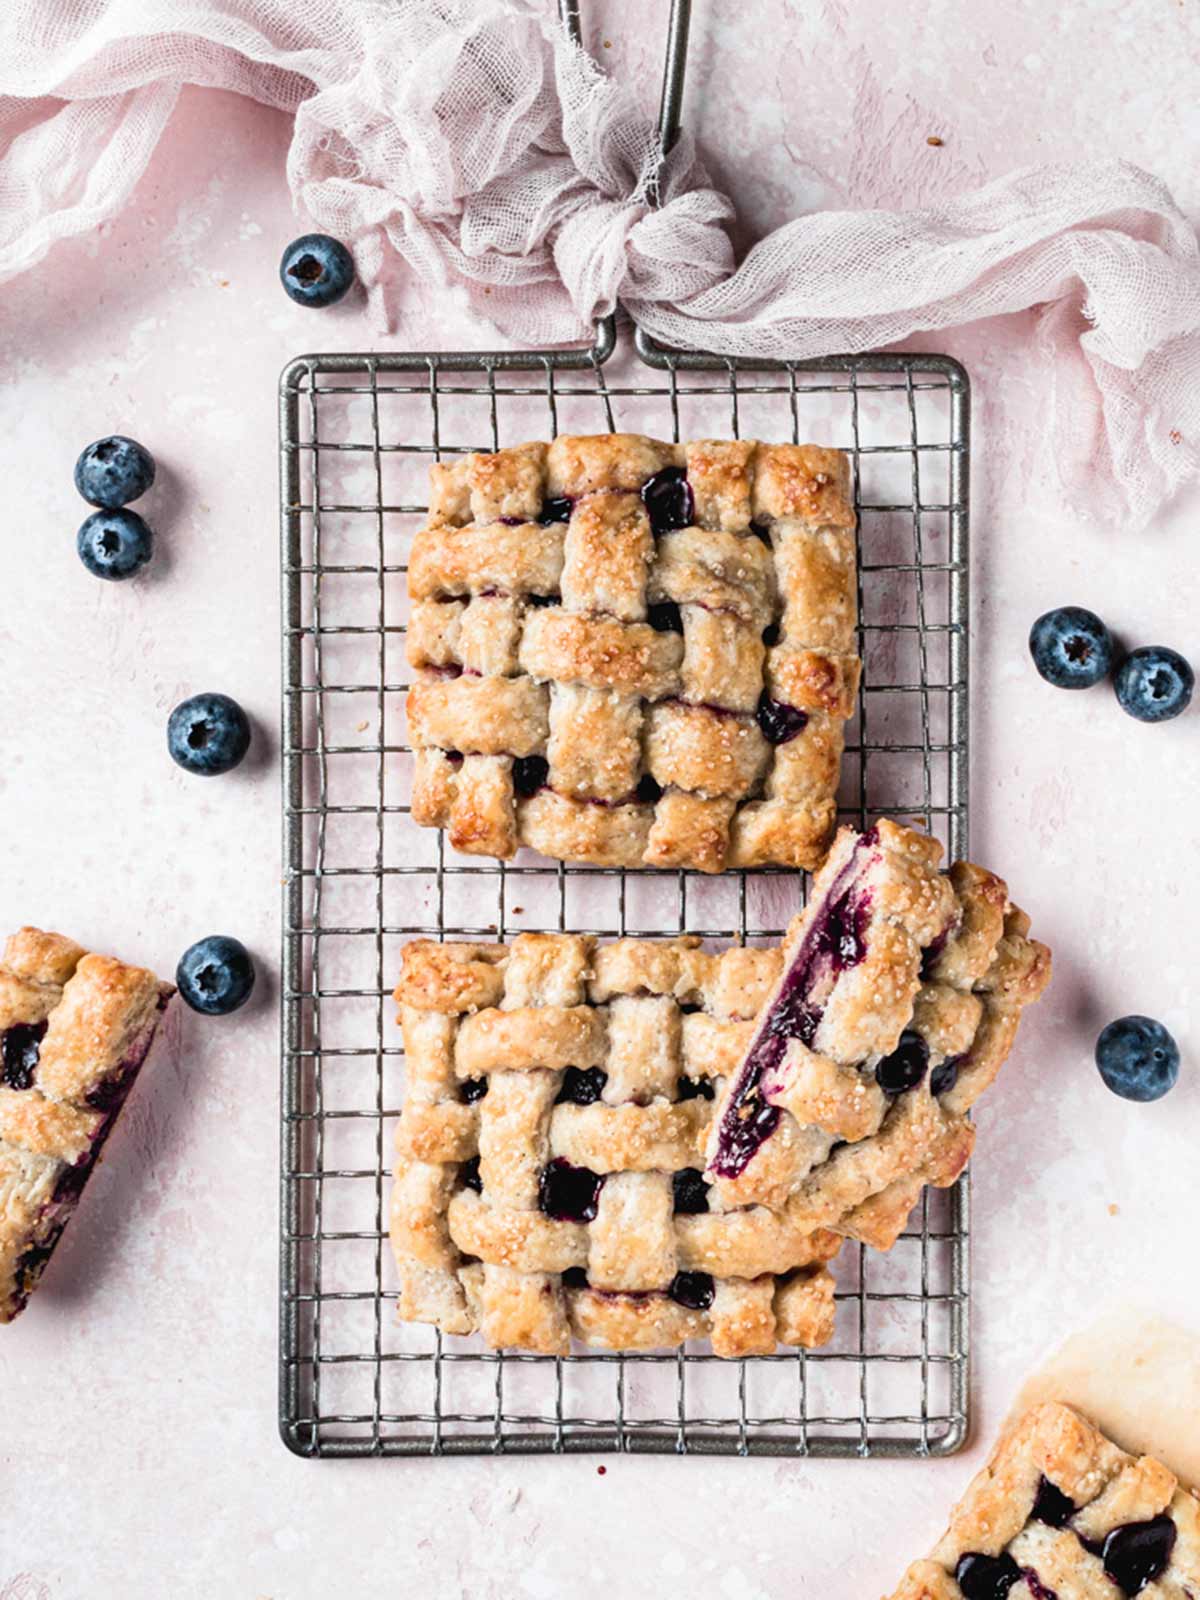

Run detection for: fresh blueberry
[[1095, 1015, 1179, 1102], [1028, 606, 1113, 689], [176, 935, 256, 1016], [77, 509, 154, 581], [74, 435, 156, 508], [167, 692, 252, 776], [1113, 646, 1193, 723], [279, 234, 355, 308]]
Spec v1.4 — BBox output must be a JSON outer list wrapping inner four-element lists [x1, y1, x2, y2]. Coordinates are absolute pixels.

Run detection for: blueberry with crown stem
[[77, 508, 154, 580], [279, 234, 355, 308], [1028, 606, 1113, 689], [176, 936, 256, 1016], [167, 693, 251, 776], [74, 435, 156, 508], [1113, 646, 1193, 723]]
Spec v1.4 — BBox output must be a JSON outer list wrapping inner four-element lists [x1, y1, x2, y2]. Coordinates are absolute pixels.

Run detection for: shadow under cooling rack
[[278, 340, 971, 1458]]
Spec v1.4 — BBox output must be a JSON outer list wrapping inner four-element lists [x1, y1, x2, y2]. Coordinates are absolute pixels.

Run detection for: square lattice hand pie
[[389, 933, 840, 1357], [888, 1402, 1200, 1599], [705, 820, 1051, 1242], [404, 433, 859, 873], [0, 927, 174, 1322]]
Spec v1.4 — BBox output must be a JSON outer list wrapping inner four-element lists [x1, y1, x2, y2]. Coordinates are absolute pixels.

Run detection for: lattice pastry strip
[[0, 927, 174, 1322], [888, 1401, 1200, 1599], [389, 933, 840, 1357], [405, 433, 860, 873], [705, 819, 1051, 1243]]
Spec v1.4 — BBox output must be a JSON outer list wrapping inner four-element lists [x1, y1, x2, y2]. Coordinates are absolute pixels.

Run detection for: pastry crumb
[[512, 906, 524, 914], [1108, 1203, 1120, 1217], [597, 1463, 607, 1474], [1169, 429, 1182, 445], [926, 135, 944, 147], [355, 719, 369, 732]]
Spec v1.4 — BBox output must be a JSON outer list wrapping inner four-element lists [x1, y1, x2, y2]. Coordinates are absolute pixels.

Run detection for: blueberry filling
[[756, 692, 809, 746], [641, 467, 693, 536], [1098, 1515, 1177, 1596], [460, 1156, 482, 1193], [953, 1552, 1022, 1600], [668, 1270, 714, 1311], [875, 1031, 929, 1095], [672, 1168, 710, 1214], [497, 515, 524, 527], [1, 1021, 47, 1091], [648, 601, 684, 635], [675, 1075, 714, 1101], [1032, 1476, 1076, 1528], [1022, 1572, 1059, 1600], [526, 592, 558, 608], [761, 623, 780, 647], [635, 773, 663, 805], [538, 496, 573, 525], [555, 1066, 607, 1106], [512, 754, 549, 797], [538, 1158, 604, 1222], [749, 518, 772, 546], [460, 1076, 489, 1104], [561, 1266, 589, 1289], [929, 1054, 963, 1097], [710, 831, 878, 1178], [446, 750, 464, 767], [84, 1065, 140, 1114], [920, 922, 953, 978]]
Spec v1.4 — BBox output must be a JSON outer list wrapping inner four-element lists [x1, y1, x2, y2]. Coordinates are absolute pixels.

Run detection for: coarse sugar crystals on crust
[[404, 432, 860, 873], [388, 932, 840, 1357], [0, 926, 174, 1321], [887, 1401, 1200, 1599], [705, 819, 1051, 1242]]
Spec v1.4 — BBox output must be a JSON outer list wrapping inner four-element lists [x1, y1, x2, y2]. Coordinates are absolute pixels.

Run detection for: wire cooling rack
[[278, 332, 971, 1457]]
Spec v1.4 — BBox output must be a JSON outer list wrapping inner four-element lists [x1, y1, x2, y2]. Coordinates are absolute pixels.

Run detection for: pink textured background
[[2, 1, 1198, 1593]]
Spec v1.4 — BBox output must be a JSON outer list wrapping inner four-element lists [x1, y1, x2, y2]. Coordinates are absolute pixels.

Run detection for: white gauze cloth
[[2, 0, 1199, 524]]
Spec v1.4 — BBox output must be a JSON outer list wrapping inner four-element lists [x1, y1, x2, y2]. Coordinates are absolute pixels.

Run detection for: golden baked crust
[[705, 821, 1051, 1240], [389, 932, 839, 1357], [886, 1402, 1200, 1599], [404, 432, 859, 872], [0, 927, 173, 1322]]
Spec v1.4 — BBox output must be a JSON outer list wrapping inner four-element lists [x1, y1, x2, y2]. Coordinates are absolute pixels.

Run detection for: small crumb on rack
[[512, 906, 524, 914], [926, 135, 944, 147], [597, 1464, 607, 1475], [355, 719, 369, 732], [1169, 429, 1183, 445], [603, 38, 612, 48], [1108, 1203, 1120, 1217]]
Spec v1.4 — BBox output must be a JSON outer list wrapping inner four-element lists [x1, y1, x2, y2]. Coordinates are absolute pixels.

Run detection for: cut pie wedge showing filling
[[705, 819, 1051, 1235]]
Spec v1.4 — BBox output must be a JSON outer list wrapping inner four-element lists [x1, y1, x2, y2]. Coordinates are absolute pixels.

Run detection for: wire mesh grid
[[278, 333, 971, 1458]]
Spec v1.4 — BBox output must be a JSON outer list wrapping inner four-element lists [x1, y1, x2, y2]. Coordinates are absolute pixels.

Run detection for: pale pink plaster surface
[[1, 1, 1199, 1594]]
